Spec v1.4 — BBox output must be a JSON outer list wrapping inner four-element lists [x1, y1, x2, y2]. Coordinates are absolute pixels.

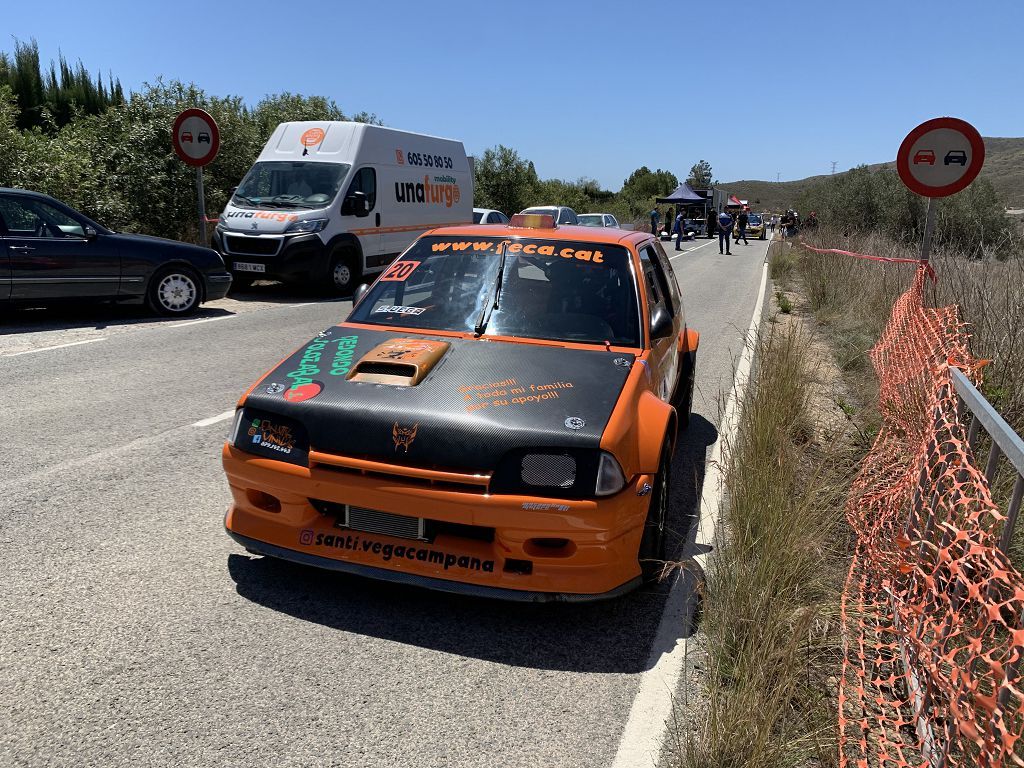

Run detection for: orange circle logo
[[300, 128, 325, 147]]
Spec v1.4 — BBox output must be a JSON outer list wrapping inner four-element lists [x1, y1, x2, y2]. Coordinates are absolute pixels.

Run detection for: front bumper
[[204, 272, 233, 301], [222, 444, 652, 601], [213, 231, 328, 283]]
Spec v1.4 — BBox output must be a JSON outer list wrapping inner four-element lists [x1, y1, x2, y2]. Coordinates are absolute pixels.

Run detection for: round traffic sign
[[896, 117, 984, 198], [172, 108, 220, 167]]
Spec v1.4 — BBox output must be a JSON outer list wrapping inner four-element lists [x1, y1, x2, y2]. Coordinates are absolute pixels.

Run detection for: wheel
[[147, 266, 201, 316], [327, 248, 360, 296], [672, 351, 696, 430], [639, 441, 671, 582]]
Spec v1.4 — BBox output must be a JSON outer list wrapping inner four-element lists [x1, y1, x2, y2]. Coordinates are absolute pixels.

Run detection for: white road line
[[610, 261, 770, 768], [169, 315, 234, 328], [2, 337, 107, 357], [669, 238, 718, 259], [192, 410, 235, 428]]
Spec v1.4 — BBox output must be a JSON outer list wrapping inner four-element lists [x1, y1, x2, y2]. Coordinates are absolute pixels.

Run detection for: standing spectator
[[805, 211, 818, 229], [672, 210, 686, 250], [706, 207, 717, 240], [769, 214, 778, 233], [717, 210, 733, 254], [649, 207, 660, 236], [735, 207, 750, 245]]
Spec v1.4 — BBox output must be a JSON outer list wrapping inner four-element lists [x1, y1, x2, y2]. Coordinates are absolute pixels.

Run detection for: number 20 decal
[[380, 260, 421, 282]]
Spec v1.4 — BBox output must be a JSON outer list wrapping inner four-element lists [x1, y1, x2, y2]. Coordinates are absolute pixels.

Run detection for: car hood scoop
[[243, 326, 635, 471], [346, 338, 450, 386]]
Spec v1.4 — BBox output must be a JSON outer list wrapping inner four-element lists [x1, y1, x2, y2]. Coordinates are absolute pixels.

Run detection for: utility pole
[[776, 172, 780, 183], [831, 161, 838, 175]]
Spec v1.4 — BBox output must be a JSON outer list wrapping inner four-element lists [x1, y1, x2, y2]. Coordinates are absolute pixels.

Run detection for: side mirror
[[343, 191, 370, 218], [83, 226, 98, 241], [352, 283, 370, 307], [650, 306, 674, 339]]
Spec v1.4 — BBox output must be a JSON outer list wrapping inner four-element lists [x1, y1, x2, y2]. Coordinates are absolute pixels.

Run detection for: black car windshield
[[232, 161, 350, 209], [348, 236, 641, 347]]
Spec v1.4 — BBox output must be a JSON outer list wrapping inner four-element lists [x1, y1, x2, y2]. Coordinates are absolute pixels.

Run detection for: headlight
[[285, 218, 328, 234], [595, 452, 627, 496], [232, 407, 310, 466]]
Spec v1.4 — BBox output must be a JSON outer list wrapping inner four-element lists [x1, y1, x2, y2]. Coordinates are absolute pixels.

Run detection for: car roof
[[425, 222, 652, 247], [579, 212, 614, 217]]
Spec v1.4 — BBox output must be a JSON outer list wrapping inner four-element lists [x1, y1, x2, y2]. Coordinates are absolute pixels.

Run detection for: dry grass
[[674, 323, 856, 768]]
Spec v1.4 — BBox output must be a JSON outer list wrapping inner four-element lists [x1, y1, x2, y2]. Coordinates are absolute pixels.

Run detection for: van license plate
[[235, 262, 266, 273]]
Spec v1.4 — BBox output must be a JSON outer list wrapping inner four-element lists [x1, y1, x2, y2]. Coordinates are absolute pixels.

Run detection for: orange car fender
[[678, 327, 700, 356], [637, 390, 676, 472]]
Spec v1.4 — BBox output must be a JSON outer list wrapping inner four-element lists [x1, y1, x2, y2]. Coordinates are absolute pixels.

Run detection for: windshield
[[472, 211, 484, 223], [748, 214, 762, 225], [232, 161, 350, 209], [348, 236, 641, 347], [577, 215, 604, 227]]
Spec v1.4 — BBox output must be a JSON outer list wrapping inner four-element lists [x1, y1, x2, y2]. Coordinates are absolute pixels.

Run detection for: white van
[[214, 121, 473, 292]]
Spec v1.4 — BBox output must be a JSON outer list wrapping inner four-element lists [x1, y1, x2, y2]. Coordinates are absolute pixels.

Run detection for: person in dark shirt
[[706, 208, 717, 240], [735, 207, 750, 245], [649, 208, 660, 236], [717, 210, 733, 254]]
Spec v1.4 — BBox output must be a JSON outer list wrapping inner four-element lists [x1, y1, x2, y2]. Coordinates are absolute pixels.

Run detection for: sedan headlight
[[595, 451, 627, 496], [285, 218, 328, 234], [521, 453, 576, 488]]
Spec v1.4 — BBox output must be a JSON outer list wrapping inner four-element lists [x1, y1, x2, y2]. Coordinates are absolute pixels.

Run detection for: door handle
[[8, 245, 35, 252], [376, 213, 380, 227]]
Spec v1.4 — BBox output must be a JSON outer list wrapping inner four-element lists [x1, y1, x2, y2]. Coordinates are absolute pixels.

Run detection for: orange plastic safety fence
[[839, 265, 1024, 768]]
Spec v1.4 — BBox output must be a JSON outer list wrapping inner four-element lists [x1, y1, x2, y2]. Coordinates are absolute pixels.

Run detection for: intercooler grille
[[347, 505, 425, 540]]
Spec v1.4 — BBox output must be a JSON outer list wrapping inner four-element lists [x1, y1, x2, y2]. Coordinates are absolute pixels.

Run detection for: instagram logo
[[299, 529, 315, 546]]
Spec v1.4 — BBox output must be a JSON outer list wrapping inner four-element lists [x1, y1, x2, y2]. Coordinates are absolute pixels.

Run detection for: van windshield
[[347, 236, 641, 347], [232, 162, 350, 209]]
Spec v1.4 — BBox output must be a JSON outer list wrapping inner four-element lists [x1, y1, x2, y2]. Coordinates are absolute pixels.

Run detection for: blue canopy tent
[[655, 183, 712, 240]]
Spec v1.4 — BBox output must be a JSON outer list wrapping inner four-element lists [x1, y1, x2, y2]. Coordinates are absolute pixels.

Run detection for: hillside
[[725, 137, 1024, 211]]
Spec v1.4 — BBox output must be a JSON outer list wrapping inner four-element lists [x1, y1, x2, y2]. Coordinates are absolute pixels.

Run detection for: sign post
[[171, 108, 221, 245], [896, 116, 985, 265]]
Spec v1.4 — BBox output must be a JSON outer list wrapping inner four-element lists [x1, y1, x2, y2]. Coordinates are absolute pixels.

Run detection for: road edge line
[[610, 260, 770, 768], [2, 337, 108, 357]]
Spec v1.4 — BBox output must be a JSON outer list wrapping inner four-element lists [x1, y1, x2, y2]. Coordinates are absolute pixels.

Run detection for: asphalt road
[[0, 231, 771, 768]]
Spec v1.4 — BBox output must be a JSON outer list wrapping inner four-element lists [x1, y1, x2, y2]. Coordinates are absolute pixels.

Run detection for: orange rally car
[[222, 213, 699, 601]]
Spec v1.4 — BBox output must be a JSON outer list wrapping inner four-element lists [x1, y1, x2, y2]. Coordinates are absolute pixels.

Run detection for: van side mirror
[[343, 191, 370, 217], [352, 283, 370, 306], [650, 306, 674, 339]]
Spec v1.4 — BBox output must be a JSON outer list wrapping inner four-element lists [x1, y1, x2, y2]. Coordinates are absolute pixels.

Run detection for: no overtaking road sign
[[896, 116, 984, 199]]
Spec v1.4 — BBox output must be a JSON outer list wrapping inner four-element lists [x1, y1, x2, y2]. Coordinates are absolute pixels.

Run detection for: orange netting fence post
[[832, 260, 1024, 768]]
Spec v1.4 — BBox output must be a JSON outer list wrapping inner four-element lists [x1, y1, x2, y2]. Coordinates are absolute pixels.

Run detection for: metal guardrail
[[951, 366, 1024, 551]]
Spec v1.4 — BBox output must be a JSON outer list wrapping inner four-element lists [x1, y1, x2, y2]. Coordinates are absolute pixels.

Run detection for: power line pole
[[776, 172, 780, 183], [831, 161, 838, 175]]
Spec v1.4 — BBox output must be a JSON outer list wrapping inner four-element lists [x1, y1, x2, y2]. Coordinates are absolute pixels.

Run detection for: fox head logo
[[392, 422, 418, 453]]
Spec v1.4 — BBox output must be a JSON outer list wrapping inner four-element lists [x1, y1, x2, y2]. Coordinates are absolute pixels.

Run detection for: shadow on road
[[227, 413, 718, 674], [0, 301, 236, 336]]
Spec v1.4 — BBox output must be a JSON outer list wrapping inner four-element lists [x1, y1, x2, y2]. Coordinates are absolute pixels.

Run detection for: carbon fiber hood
[[242, 326, 634, 470]]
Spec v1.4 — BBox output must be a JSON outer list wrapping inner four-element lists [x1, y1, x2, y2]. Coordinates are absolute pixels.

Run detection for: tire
[[672, 351, 696, 430], [147, 265, 201, 316], [327, 247, 360, 296], [639, 441, 671, 582]]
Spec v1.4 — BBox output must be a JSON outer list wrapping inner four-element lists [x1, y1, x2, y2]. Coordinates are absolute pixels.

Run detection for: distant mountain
[[724, 137, 1024, 211]]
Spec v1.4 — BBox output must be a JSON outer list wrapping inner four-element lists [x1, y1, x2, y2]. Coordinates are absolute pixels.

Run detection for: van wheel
[[672, 351, 696, 430], [639, 441, 671, 582], [327, 248, 360, 296], [147, 266, 201, 316]]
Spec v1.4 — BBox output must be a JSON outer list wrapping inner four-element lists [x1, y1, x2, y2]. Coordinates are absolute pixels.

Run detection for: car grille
[[310, 500, 495, 543], [225, 234, 281, 256]]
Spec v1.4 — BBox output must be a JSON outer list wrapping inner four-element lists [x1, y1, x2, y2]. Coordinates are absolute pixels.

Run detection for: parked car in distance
[[577, 213, 620, 228], [520, 205, 579, 225], [743, 213, 766, 240], [0, 188, 232, 315], [473, 208, 509, 225]]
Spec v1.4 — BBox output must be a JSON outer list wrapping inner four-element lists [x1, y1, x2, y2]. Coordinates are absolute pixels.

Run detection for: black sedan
[[0, 188, 232, 316]]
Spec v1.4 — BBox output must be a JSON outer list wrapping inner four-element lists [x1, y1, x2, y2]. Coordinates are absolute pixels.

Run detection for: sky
[[3, 0, 1019, 191]]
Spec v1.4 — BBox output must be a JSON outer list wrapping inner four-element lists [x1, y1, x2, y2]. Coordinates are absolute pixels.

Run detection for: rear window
[[472, 211, 484, 223]]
